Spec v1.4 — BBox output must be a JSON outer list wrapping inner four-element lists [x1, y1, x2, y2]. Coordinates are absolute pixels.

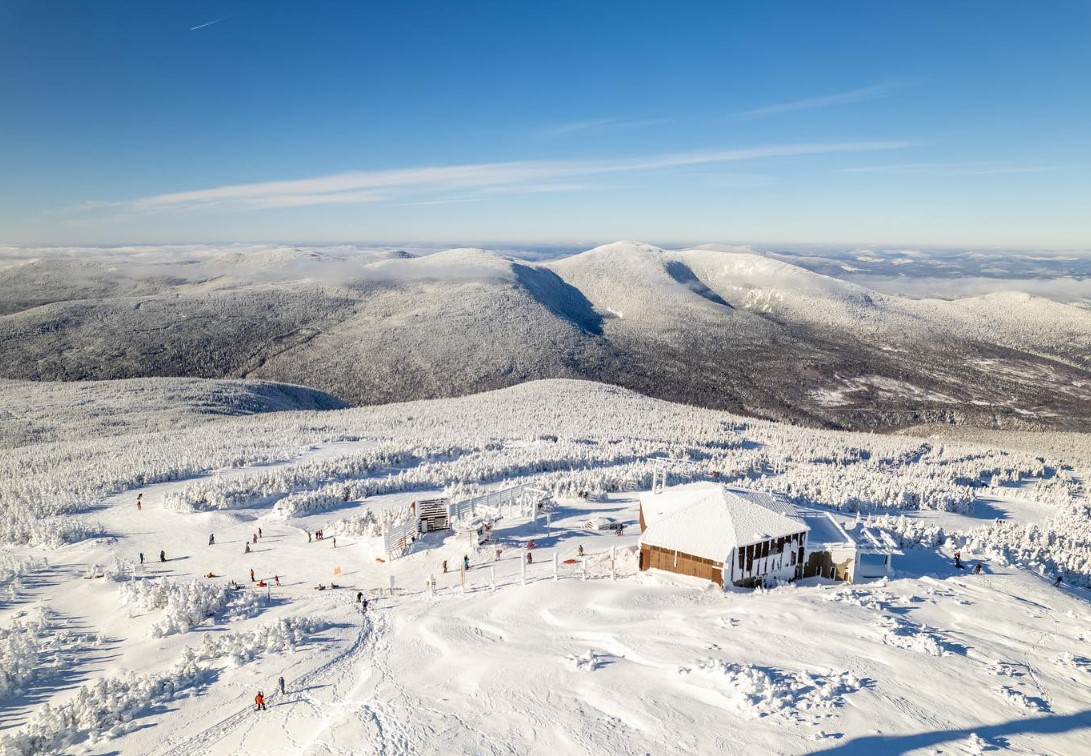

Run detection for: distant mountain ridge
[[2, 241, 1090, 432]]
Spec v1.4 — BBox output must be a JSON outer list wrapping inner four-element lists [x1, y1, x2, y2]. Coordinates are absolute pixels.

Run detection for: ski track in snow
[[156, 599, 374, 756]]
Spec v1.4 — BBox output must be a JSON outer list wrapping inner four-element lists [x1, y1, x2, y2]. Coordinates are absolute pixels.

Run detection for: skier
[[274, 575, 280, 586], [356, 591, 363, 603], [362, 597, 369, 612], [954, 550, 963, 569], [139, 552, 144, 565], [973, 563, 983, 575], [245, 543, 251, 554], [252, 533, 258, 545], [527, 539, 535, 551], [442, 560, 448, 574], [1054, 574, 1063, 587], [526, 552, 533, 565], [495, 548, 502, 561], [308, 532, 312, 543], [463, 555, 470, 570], [258, 527, 263, 539], [255, 691, 266, 711], [208, 534, 215, 546], [278, 676, 285, 695], [578, 545, 584, 558], [250, 568, 256, 583], [332, 537, 337, 548], [160, 550, 166, 563]]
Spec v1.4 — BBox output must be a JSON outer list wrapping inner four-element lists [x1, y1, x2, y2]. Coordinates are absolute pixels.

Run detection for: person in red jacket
[[255, 691, 266, 711]]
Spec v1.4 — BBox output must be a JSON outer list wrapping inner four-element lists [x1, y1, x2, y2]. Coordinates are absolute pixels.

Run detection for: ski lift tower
[[648, 455, 710, 494], [648, 456, 685, 495]]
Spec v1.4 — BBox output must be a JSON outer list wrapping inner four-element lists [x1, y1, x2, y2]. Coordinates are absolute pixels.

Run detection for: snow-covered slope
[[1, 378, 1090, 755], [0, 377, 347, 447]]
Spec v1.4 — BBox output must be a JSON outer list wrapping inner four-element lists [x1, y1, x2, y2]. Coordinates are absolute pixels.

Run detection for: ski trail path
[[155, 597, 376, 756]]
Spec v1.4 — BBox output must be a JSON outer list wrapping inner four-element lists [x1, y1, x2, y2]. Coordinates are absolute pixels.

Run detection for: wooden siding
[[802, 550, 854, 581], [639, 544, 723, 586]]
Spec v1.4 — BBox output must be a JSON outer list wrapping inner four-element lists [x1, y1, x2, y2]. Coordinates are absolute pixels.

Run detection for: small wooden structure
[[414, 498, 450, 532], [638, 483, 809, 588]]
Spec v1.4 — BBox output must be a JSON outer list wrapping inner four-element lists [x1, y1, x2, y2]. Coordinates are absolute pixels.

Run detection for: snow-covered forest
[[1, 376, 1089, 754]]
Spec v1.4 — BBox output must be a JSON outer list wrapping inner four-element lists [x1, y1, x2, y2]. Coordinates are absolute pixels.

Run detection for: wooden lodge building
[[638, 483, 810, 588]]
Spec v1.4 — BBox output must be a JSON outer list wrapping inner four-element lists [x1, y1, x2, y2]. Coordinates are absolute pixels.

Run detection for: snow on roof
[[639, 483, 808, 562], [798, 509, 857, 549]]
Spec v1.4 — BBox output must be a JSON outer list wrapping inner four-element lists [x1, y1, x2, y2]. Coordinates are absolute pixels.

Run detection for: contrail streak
[[190, 17, 227, 31]]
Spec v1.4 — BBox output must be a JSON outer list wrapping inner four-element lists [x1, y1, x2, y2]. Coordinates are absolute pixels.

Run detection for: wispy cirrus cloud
[[843, 162, 1059, 175], [540, 117, 675, 137], [84, 140, 911, 214], [740, 82, 903, 117]]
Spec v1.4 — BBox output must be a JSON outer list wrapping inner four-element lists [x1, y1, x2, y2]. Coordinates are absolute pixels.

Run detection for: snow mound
[[677, 660, 862, 720], [566, 649, 606, 672], [877, 616, 955, 656], [998, 685, 1050, 712]]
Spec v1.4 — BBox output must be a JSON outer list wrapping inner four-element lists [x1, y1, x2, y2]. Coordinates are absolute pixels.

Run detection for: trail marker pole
[[582, 556, 587, 581], [460, 564, 466, 593], [553, 553, 559, 582], [521, 550, 527, 585], [490, 565, 496, 591], [611, 546, 616, 581], [388, 575, 395, 596]]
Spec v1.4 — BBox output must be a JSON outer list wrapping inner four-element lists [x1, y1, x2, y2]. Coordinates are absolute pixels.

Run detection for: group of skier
[[954, 549, 1063, 586], [439, 536, 589, 572], [253, 677, 287, 711], [954, 550, 984, 575]]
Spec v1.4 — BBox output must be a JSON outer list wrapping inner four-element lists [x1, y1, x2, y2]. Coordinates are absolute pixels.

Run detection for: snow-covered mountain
[[2, 241, 1090, 431]]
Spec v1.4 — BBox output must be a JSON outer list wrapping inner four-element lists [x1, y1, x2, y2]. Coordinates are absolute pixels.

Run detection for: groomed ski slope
[[2, 445, 1090, 755]]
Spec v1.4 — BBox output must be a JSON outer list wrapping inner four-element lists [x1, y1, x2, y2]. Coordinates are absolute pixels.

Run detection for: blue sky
[[2, 1, 1089, 247]]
